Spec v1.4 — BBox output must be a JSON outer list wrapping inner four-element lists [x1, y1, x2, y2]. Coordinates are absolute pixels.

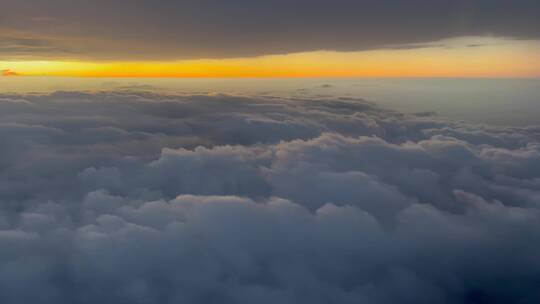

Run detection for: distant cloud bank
[[0, 91, 540, 303]]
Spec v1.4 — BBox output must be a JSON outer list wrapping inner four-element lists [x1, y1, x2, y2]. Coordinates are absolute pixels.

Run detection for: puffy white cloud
[[0, 91, 539, 303]]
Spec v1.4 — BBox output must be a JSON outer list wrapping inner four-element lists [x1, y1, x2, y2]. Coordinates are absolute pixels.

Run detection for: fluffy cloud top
[[1, 91, 540, 303]]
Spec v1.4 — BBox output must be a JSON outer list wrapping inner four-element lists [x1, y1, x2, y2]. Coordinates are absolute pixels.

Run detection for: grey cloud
[[1, 91, 540, 303], [0, 36, 74, 60], [1, 0, 540, 59]]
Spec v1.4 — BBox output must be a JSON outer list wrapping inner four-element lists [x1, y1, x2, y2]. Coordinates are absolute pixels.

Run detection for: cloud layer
[[2, 0, 540, 59], [1, 91, 540, 303]]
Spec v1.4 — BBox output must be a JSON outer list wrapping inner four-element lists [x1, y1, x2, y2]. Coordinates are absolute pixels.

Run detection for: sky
[[3, 2, 540, 303], [1, 0, 540, 77]]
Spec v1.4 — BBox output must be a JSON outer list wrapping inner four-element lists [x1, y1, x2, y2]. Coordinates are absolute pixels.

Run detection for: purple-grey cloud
[[0, 91, 540, 303], [1, 0, 539, 60]]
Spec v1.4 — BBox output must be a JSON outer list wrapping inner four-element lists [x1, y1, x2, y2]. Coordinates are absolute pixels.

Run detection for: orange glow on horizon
[[2, 38, 540, 78]]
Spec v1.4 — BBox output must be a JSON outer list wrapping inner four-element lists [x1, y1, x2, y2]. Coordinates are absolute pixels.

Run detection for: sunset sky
[[1, 0, 540, 77], [3, 2, 540, 303]]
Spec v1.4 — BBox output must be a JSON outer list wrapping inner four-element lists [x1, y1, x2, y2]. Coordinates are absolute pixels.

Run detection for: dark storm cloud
[[1, 90, 540, 303], [1, 0, 540, 59]]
